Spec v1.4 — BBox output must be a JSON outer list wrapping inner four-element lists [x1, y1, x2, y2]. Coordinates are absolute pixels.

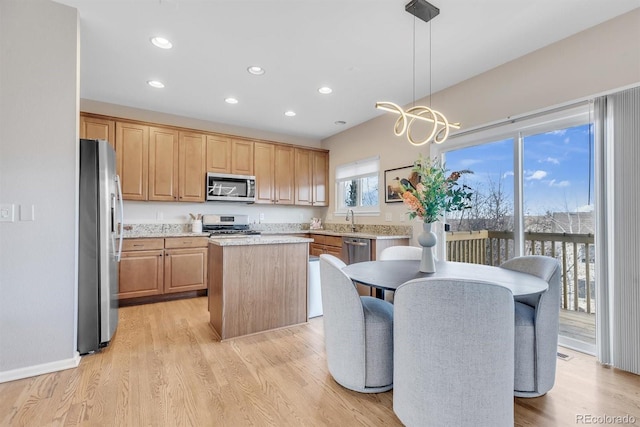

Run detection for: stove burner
[[203, 225, 261, 236]]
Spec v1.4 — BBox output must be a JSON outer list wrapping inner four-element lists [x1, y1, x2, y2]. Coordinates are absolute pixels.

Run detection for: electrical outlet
[[385, 213, 392, 222], [259, 213, 265, 221], [0, 204, 15, 222]]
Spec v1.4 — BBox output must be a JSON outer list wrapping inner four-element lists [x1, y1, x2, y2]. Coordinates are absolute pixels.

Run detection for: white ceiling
[[56, 0, 639, 140]]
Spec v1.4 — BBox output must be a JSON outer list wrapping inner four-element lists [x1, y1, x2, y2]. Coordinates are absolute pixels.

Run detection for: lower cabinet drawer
[[122, 238, 164, 251], [164, 236, 209, 249]]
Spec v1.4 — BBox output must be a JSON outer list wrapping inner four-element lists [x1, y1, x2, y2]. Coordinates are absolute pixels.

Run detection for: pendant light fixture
[[376, 0, 460, 146]]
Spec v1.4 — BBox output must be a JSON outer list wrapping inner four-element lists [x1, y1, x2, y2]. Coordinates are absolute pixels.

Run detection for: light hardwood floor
[[1, 297, 638, 426]]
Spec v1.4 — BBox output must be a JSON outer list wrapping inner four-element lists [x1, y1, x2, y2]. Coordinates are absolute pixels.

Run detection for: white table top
[[342, 260, 548, 297]]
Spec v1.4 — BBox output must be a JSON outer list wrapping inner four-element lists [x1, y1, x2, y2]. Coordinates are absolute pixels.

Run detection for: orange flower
[[402, 191, 426, 218]]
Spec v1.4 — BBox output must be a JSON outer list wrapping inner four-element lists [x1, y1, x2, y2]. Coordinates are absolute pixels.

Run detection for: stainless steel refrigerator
[[78, 139, 123, 354]]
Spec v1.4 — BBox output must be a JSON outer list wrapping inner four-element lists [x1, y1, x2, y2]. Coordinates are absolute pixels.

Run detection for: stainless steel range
[[202, 214, 261, 236]]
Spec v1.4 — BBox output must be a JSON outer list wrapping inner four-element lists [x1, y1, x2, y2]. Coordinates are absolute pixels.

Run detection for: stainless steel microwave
[[206, 173, 256, 202]]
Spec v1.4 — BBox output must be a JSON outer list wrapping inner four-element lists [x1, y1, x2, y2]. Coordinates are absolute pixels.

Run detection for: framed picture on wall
[[384, 165, 414, 203]]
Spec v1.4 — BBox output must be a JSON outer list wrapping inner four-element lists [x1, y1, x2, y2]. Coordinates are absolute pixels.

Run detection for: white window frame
[[334, 156, 381, 216]]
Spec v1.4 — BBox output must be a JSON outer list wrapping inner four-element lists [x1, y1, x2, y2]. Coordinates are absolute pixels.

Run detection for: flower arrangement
[[401, 155, 473, 223]]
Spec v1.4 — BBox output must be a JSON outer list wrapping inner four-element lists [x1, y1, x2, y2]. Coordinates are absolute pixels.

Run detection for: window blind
[[335, 156, 379, 180], [595, 85, 640, 374]]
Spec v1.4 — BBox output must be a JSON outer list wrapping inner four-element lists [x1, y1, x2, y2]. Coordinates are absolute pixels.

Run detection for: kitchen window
[[335, 156, 380, 215]]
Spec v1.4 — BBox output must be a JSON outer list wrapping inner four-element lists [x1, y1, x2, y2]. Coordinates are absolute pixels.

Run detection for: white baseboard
[[0, 352, 81, 383]]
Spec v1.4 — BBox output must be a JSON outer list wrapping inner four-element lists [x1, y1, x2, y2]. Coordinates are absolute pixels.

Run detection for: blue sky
[[444, 123, 593, 216]]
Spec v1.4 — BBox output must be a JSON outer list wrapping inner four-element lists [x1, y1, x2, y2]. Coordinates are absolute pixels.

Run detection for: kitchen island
[[208, 235, 313, 340]]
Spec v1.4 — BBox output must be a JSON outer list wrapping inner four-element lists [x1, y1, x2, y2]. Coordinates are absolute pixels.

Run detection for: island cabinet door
[[164, 247, 208, 293]]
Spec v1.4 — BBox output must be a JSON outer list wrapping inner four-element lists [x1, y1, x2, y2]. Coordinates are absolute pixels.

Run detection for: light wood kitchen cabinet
[[80, 115, 115, 149], [254, 142, 294, 204], [116, 122, 149, 200], [119, 238, 165, 299], [148, 126, 179, 201], [178, 131, 207, 202], [231, 138, 254, 175], [311, 150, 329, 206], [310, 235, 346, 262], [294, 148, 328, 206], [206, 135, 231, 174], [207, 136, 254, 176], [81, 112, 328, 205], [116, 124, 206, 202], [164, 247, 208, 293], [119, 237, 209, 300]]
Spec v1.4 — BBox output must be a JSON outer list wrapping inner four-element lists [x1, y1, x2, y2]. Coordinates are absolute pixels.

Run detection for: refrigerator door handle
[[115, 175, 124, 262]]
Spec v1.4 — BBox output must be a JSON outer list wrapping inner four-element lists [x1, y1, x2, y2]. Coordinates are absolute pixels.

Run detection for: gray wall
[[0, 0, 79, 379]]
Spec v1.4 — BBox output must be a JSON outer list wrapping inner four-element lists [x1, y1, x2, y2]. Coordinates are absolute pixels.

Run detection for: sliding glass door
[[437, 104, 596, 353], [522, 123, 595, 350]]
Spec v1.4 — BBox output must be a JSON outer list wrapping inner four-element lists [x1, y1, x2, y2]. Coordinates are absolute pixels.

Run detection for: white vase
[[417, 222, 437, 273]]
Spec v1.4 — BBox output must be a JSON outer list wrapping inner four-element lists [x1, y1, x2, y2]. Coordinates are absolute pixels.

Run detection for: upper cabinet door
[[149, 126, 179, 201], [311, 150, 328, 206], [294, 148, 312, 205], [178, 131, 206, 202], [80, 115, 116, 150], [116, 122, 149, 201], [274, 145, 295, 205], [294, 148, 328, 206], [206, 135, 231, 174], [253, 142, 275, 204], [231, 139, 254, 176]]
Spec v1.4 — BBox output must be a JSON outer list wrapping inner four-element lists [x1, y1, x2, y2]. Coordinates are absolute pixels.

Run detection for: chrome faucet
[[346, 209, 356, 232]]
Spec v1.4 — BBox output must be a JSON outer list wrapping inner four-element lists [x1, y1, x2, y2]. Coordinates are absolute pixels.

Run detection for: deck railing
[[446, 230, 595, 314]]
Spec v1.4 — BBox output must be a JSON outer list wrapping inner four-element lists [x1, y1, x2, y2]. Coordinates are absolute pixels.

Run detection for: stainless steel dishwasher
[[342, 237, 371, 264], [343, 237, 377, 297]]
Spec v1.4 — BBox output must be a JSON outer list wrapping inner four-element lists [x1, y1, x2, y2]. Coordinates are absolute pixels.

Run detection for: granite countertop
[[123, 232, 211, 239], [308, 230, 411, 240], [120, 223, 412, 240], [208, 235, 314, 247]]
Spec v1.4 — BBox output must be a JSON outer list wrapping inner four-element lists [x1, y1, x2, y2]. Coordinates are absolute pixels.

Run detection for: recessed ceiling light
[[225, 97, 239, 104], [284, 111, 296, 117], [150, 36, 172, 49], [247, 66, 265, 75], [318, 86, 333, 94], [147, 80, 165, 88], [335, 120, 346, 125]]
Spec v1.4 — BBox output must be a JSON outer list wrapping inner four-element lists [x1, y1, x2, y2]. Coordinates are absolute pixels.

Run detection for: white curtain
[[595, 86, 640, 374]]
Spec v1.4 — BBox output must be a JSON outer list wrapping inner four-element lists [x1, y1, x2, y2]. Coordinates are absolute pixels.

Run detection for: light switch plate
[[385, 213, 393, 222], [20, 204, 35, 221], [0, 204, 15, 222]]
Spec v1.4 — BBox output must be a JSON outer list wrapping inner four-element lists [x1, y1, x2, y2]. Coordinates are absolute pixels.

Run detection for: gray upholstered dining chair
[[318, 254, 394, 393], [393, 278, 515, 427], [500, 255, 561, 398], [379, 246, 422, 302]]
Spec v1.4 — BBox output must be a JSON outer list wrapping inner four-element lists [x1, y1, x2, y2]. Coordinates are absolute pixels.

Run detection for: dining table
[[342, 260, 548, 297]]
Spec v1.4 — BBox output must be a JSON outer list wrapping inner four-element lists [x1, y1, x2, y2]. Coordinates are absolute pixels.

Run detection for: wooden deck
[[560, 308, 595, 345]]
